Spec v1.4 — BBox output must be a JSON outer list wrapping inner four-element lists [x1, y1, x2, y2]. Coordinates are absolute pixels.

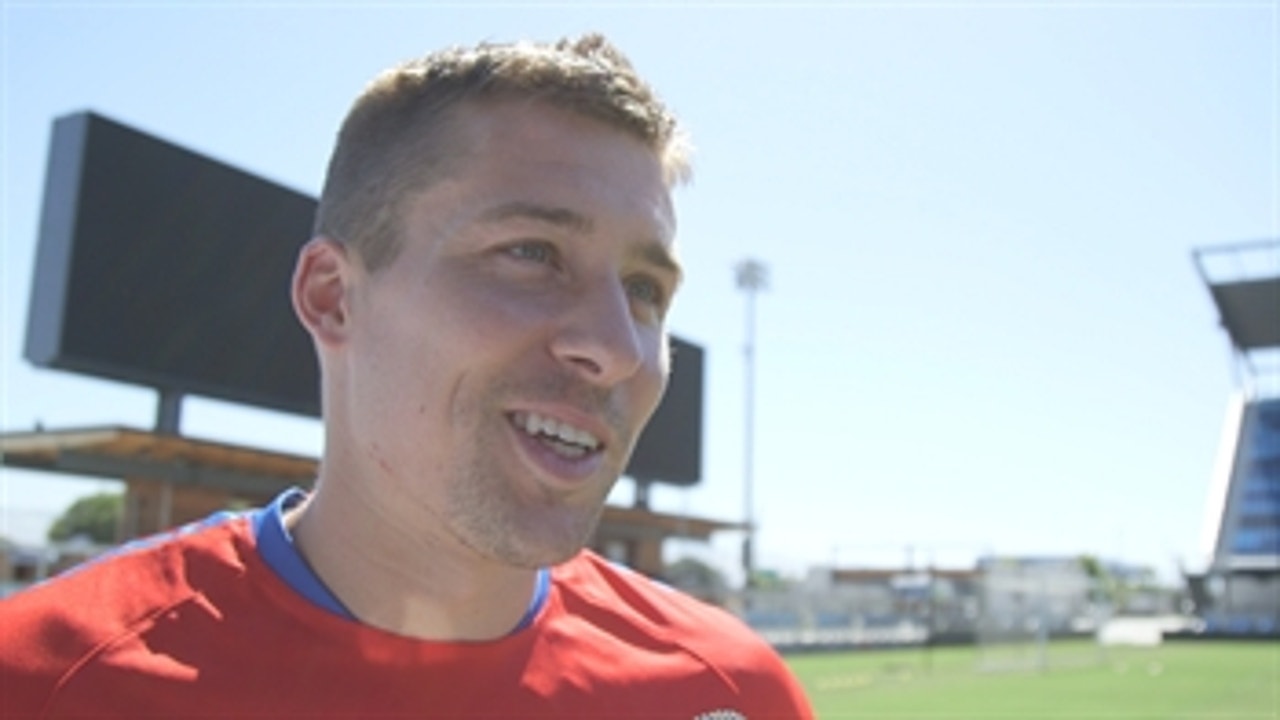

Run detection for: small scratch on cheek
[[367, 441, 395, 476], [445, 374, 468, 425]]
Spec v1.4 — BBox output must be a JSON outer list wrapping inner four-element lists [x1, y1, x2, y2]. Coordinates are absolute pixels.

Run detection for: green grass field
[[786, 640, 1278, 718]]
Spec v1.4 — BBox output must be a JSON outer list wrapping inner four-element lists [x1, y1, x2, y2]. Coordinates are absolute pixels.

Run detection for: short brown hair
[[314, 33, 691, 271]]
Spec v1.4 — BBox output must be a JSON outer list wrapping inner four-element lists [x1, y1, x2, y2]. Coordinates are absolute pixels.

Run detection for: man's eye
[[626, 276, 667, 310], [505, 241, 556, 265]]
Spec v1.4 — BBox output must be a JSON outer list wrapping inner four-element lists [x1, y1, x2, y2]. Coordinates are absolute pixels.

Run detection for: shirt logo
[[694, 711, 747, 720]]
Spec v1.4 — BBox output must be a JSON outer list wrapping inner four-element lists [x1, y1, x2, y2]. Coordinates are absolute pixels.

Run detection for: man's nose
[[548, 279, 646, 386]]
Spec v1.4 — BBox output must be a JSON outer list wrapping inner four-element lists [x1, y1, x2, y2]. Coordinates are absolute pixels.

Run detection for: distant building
[[1, 538, 55, 596], [1193, 396, 1280, 635], [737, 554, 1162, 650], [0, 536, 105, 598], [1190, 240, 1280, 637]]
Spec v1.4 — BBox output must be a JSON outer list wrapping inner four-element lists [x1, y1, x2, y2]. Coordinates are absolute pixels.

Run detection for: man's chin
[[498, 517, 601, 569], [483, 543, 577, 571]]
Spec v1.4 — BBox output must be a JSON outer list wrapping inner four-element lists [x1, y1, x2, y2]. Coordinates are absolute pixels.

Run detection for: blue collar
[[251, 489, 550, 633], [252, 489, 354, 619]]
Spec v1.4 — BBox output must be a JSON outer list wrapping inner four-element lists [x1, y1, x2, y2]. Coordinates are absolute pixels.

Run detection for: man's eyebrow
[[477, 202, 593, 233], [633, 240, 683, 286], [480, 200, 681, 283]]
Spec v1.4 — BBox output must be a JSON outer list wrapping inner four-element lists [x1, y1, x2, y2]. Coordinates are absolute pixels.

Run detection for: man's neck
[[285, 481, 540, 642]]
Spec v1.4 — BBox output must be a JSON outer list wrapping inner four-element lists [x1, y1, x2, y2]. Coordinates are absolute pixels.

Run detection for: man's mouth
[[509, 411, 602, 459]]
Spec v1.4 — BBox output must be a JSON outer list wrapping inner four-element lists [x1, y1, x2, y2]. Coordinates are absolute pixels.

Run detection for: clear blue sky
[[2, 1, 1275, 584]]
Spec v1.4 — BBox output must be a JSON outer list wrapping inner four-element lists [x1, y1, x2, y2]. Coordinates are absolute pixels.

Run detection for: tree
[[1079, 553, 1137, 611], [48, 492, 123, 544], [665, 556, 730, 602]]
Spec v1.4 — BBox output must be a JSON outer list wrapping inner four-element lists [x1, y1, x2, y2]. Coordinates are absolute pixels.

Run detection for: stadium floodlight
[[735, 258, 769, 588]]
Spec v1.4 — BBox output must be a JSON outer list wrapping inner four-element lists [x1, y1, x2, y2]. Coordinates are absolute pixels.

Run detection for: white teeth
[[515, 412, 601, 451]]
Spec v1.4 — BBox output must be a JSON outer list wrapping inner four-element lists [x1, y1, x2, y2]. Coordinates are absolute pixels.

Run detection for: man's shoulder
[[0, 513, 254, 713], [548, 552, 814, 717], [552, 551, 767, 651]]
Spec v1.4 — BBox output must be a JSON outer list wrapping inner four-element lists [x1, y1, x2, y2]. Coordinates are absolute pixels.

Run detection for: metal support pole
[[735, 259, 768, 588], [156, 389, 183, 435], [743, 286, 756, 586]]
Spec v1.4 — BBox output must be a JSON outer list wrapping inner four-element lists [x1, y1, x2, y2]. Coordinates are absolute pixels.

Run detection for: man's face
[[335, 99, 679, 569]]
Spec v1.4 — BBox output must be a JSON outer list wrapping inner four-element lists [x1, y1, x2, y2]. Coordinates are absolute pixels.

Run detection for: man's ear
[[292, 237, 354, 348]]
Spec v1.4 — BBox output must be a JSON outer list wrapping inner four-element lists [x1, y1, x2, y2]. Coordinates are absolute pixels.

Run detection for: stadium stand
[[1188, 240, 1280, 639]]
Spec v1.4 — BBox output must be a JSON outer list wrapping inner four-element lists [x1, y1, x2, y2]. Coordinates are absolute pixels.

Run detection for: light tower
[[735, 258, 769, 587]]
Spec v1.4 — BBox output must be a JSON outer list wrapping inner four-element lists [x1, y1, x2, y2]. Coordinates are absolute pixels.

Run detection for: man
[[1, 35, 814, 718]]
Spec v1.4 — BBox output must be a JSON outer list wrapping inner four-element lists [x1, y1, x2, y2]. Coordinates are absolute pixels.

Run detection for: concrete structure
[[0, 426, 743, 581], [1191, 239, 1280, 637]]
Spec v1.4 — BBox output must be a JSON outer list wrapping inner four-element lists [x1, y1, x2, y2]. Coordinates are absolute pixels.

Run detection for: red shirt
[[0, 511, 813, 719]]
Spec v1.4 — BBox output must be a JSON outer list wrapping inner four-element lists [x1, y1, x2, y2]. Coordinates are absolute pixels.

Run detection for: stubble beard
[[443, 381, 631, 570], [447, 467, 611, 570]]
